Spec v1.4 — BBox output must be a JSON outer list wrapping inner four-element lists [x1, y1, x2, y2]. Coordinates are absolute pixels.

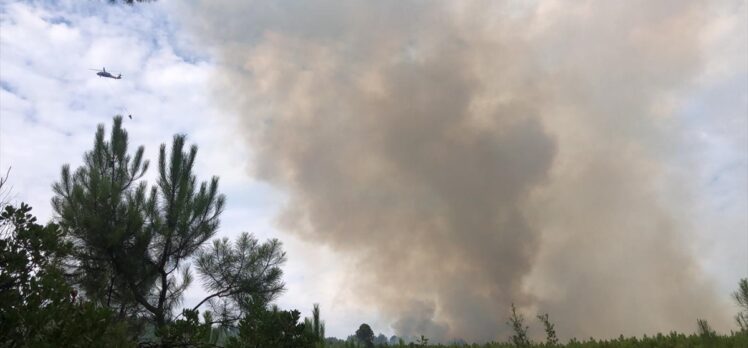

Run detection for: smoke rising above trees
[[174, 0, 744, 342]]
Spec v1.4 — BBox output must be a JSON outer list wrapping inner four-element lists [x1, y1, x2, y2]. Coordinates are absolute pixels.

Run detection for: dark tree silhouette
[[226, 302, 315, 348], [193, 232, 286, 324], [54, 117, 225, 326], [355, 323, 374, 348], [0, 203, 133, 346], [52, 116, 152, 317], [538, 313, 559, 346], [52, 116, 285, 330], [304, 303, 326, 347], [507, 303, 530, 348], [735, 278, 748, 331]]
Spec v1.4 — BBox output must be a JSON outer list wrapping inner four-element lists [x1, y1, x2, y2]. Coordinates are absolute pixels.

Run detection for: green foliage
[[49, 116, 296, 346], [356, 323, 375, 347], [225, 302, 315, 348], [52, 116, 152, 315], [193, 232, 286, 324], [146, 132, 226, 325], [696, 319, 715, 339], [19, 301, 134, 348], [304, 303, 326, 347], [52, 116, 232, 326], [1, 204, 70, 308], [507, 303, 530, 348], [0, 203, 134, 347], [12, 117, 748, 348], [415, 335, 429, 347], [149, 309, 218, 348], [324, 332, 748, 348], [537, 313, 558, 346], [735, 278, 748, 331]]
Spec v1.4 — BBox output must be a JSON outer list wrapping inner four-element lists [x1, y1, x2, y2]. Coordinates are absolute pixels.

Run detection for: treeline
[[1, 117, 747, 348], [324, 301, 748, 347], [324, 298, 748, 347], [327, 333, 747, 348]]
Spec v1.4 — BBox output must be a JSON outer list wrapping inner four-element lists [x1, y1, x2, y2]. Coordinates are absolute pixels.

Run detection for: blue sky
[[0, 0, 390, 338], [0, 0, 746, 340]]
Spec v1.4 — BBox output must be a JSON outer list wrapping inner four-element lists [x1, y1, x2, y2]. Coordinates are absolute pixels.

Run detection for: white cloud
[[0, 0, 351, 334], [2, 0, 744, 340]]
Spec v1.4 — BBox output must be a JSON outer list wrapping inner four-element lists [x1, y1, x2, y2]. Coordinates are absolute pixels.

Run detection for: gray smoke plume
[[174, 0, 740, 341]]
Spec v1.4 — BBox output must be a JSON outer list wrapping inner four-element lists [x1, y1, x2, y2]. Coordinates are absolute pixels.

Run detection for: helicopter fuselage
[[97, 71, 121, 79]]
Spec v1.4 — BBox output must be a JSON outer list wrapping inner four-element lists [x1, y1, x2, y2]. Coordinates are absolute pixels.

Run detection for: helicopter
[[89, 67, 122, 79]]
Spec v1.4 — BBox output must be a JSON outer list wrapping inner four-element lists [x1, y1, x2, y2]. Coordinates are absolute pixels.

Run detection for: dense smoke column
[[176, 0, 736, 341]]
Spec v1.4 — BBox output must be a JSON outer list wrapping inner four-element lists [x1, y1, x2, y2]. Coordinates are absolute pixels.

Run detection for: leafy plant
[[0, 203, 133, 347], [225, 301, 315, 348], [537, 313, 558, 346], [697, 318, 715, 339], [507, 303, 530, 348], [735, 278, 748, 332]]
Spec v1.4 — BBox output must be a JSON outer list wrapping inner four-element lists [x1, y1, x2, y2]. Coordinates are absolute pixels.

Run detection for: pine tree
[[52, 116, 151, 316], [145, 133, 225, 325], [192, 232, 286, 324], [53, 117, 225, 326], [52, 116, 290, 339], [305, 303, 326, 347], [735, 278, 748, 332]]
